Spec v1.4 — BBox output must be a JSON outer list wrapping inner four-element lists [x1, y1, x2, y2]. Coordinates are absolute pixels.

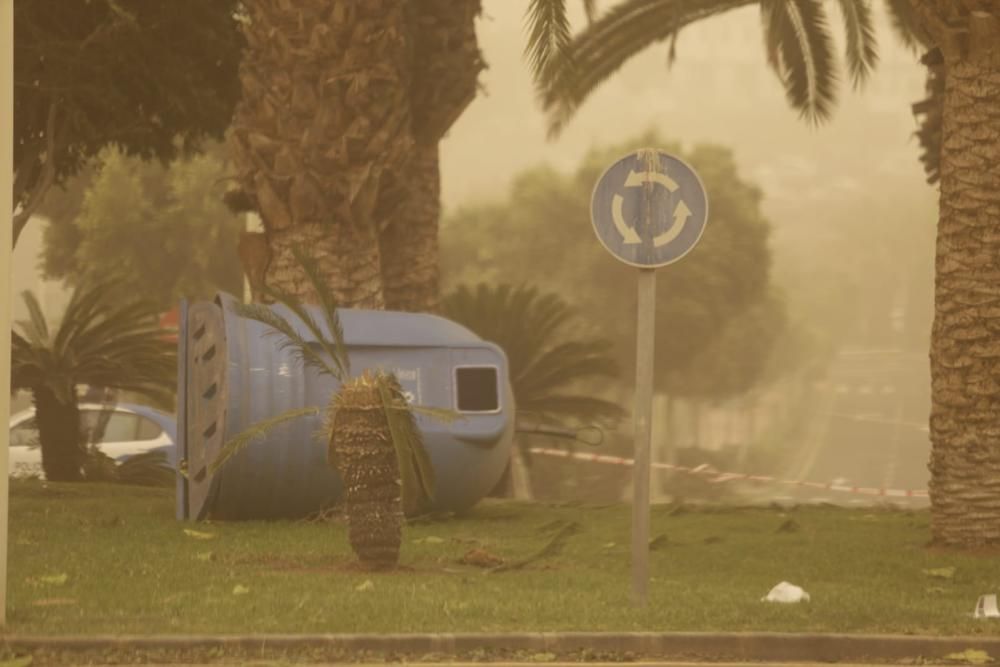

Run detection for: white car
[[8, 402, 177, 478]]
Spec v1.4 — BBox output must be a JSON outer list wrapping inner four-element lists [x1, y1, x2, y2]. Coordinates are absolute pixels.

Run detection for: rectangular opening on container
[[455, 366, 499, 413]]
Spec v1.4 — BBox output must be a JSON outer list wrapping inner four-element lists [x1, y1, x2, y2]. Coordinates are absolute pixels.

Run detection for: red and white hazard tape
[[528, 447, 930, 498]]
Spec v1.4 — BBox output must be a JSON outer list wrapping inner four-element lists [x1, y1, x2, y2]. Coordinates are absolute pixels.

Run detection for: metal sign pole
[[632, 268, 655, 605], [0, 0, 14, 627], [589, 147, 708, 610]]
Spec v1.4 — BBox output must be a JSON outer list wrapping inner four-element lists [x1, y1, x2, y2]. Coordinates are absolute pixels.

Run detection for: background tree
[[40, 145, 244, 313], [13, 0, 243, 245], [441, 132, 781, 402], [11, 281, 176, 481]]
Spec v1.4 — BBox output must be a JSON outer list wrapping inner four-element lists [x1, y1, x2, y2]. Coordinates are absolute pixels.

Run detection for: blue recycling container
[[177, 293, 513, 520]]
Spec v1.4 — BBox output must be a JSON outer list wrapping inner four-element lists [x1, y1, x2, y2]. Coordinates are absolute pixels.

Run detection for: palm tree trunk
[[228, 0, 414, 308], [925, 10, 1000, 547], [379, 143, 442, 312], [379, 0, 483, 313], [34, 387, 83, 482]]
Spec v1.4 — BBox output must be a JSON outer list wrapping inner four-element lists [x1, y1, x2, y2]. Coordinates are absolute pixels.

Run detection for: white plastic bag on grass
[[762, 581, 810, 603]]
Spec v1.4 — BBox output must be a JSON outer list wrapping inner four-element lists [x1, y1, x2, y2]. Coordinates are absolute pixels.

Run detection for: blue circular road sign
[[590, 149, 709, 268]]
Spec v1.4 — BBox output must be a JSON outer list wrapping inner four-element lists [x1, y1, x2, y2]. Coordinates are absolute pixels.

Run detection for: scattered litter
[[459, 548, 505, 568], [196, 551, 215, 562], [412, 536, 445, 545], [974, 594, 1000, 619], [944, 649, 993, 664], [38, 573, 68, 586], [183, 529, 215, 540], [232, 584, 250, 595], [762, 581, 810, 603], [355, 579, 374, 592], [602, 541, 617, 549], [923, 566, 956, 579]]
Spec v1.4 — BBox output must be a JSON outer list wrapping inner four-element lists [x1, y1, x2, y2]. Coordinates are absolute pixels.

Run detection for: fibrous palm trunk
[[916, 2, 1000, 547], [379, 0, 483, 313], [330, 372, 402, 569], [35, 387, 84, 482], [229, 0, 415, 309]]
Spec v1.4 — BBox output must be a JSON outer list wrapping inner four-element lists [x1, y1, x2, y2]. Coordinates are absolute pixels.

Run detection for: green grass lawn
[[7, 479, 1000, 636]]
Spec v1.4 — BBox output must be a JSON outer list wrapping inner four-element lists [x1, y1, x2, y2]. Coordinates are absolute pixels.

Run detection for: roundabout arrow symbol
[[612, 194, 642, 244], [653, 199, 692, 248], [624, 168, 679, 192]]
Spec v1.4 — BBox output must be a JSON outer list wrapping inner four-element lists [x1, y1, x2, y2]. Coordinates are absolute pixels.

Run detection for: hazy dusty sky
[[441, 2, 937, 226]]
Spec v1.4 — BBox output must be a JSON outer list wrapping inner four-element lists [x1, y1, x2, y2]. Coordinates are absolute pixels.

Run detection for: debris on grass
[[182, 529, 215, 540], [943, 649, 993, 664], [231, 584, 250, 595], [490, 521, 580, 573], [761, 581, 810, 603], [974, 594, 1000, 619], [459, 548, 504, 568], [30, 598, 76, 607], [36, 573, 68, 586], [195, 551, 215, 562], [355, 580, 374, 592], [923, 566, 956, 579], [0, 656, 32, 667], [413, 536, 445, 545]]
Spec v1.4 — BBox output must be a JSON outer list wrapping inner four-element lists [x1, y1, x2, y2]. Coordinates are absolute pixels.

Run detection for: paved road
[[779, 349, 931, 506]]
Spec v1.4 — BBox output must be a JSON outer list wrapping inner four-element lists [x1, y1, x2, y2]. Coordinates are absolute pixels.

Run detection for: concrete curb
[[3, 632, 1000, 662]]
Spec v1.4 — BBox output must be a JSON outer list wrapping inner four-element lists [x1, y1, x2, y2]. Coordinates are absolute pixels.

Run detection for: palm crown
[[526, 0, 932, 144]]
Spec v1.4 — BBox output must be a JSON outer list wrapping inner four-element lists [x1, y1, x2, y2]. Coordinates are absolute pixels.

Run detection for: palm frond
[[209, 406, 322, 475], [230, 302, 340, 379], [515, 339, 620, 396], [290, 246, 350, 378], [377, 375, 436, 516], [834, 0, 878, 88], [760, 0, 838, 124], [517, 394, 626, 424], [537, 0, 754, 136], [443, 282, 621, 429], [883, 0, 931, 52], [12, 280, 175, 405], [912, 47, 943, 185], [408, 405, 465, 424], [583, 0, 598, 23], [525, 0, 574, 82], [19, 291, 50, 345], [116, 451, 175, 487]]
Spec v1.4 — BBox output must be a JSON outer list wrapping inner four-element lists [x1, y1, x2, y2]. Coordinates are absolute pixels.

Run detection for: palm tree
[[379, 0, 484, 314], [529, 0, 1000, 546], [442, 282, 625, 429], [210, 250, 435, 569], [227, 1, 413, 309], [900, 1, 1000, 547], [10, 280, 176, 482], [227, 1, 484, 314]]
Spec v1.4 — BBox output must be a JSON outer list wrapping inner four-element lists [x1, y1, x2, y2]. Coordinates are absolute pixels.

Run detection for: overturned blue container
[[177, 293, 513, 520]]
